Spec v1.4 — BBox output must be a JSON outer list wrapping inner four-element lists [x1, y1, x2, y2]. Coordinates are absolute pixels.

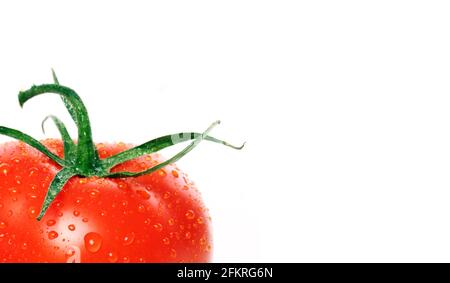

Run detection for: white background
[[1, 1, 450, 262]]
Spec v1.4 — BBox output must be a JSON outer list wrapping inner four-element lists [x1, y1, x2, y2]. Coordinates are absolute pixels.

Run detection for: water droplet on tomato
[[136, 190, 150, 200], [185, 232, 192, 239], [163, 192, 171, 199], [107, 251, 118, 263], [73, 210, 80, 217], [162, 237, 170, 245], [171, 170, 179, 178], [27, 207, 38, 219], [84, 232, 103, 253], [153, 223, 163, 232], [48, 231, 58, 240], [26, 192, 37, 200], [122, 232, 135, 246], [0, 164, 10, 176], [68, 224, 76, 231], [0, 221, 7, 229], [87, 187, 100, 198], [122, 256, 130, 263], [137, 204, 146, 213], [75, 197, 83, 205], [82, 217, 89, 223], [170, 249, 177, 258], [28, 167, 38, 177], [182, 185, 189, 191], [168, 218, 175, 226], [157, 169, 166, 177], [79, 178, 87, 184], [185, 210, 195, 220], [46, 219, 56, 226], [7, 210, 13, 217], [199, 237, 207, 245], [197, 217, 204, 224]]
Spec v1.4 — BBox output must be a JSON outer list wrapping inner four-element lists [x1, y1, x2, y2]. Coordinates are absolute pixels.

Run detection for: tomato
[[0, 71, 243, 263], [0, 139, 213, 262]]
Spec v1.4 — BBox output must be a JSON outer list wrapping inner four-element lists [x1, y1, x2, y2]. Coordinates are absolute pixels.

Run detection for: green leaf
[[102, 131, 245, 170], [105, 121, 224, 178], [41, 115, 76, 163], [0, 126, 68, 166], [52, 69, 78, 123], [18, 84, 99, 173], [37, 168, 77, 221]]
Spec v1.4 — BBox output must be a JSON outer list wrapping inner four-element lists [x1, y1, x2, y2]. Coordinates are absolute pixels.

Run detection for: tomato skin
[[0, 139, 212, 263]]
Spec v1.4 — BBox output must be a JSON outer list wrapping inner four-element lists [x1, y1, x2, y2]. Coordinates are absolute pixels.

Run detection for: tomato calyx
[[0, 70, 245, 221]]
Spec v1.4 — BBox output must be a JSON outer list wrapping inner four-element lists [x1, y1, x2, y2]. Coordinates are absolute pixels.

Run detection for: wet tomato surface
[[0, 140, 212, 262]]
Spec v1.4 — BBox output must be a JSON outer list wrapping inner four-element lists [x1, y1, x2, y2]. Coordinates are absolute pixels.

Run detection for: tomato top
[[0, 70, 244, 221]]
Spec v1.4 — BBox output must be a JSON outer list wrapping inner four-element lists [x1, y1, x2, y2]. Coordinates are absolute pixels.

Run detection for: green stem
[[0, 71, 244, 220], [19, 84, 100, 174], [0, 126, 67, 166], [102, 132, 245, 171], [41, 115, 76, 163], [37, 168, 77, 221]]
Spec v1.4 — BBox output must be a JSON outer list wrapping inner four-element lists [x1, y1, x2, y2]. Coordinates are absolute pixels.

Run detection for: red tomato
[[0, 72, 243, 263], [0, 139, 212, 263]]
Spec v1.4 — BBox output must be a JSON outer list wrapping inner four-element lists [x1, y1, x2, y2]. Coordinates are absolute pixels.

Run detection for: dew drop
[[29, 167, 38, 177], [8, 187, 20, 195], [171, 170, 179, 178], [197, 217, 204, 224], [48, 231, 59, 240], [27, 193, 38, 200], [87, 188, 100, 198], [73, 210, 80, 217], [122, 256, 130, 263], [163, 192, 171, 199], [27, 207, 38, 219], [158, 169, 167, 177], [84, 232, 103, 253], [137, 204, 146, 213], [21, 242, 28, 250], [0, 163, 10, 176], [0, 221, 7, 229], [118, 182, 128, 190], [153, 223, 163, 232], [185, 232, 192, 239], [7, 210, 13, 217], [162, 237, 170, 245], [122, 232, 135, 246], [107, 251, 118, 263], [168, 218, 175, 226], [170, 249, 177, 258], [68, 224, 76, 231], [75, 198, 83, 205], [182, 185, 189, 191], [185, 210, 195, 220], [82, 217, 89, 223], [46, 219, 56, 226], [136, 190, 150, 200], [199, 237, 207, 246]]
